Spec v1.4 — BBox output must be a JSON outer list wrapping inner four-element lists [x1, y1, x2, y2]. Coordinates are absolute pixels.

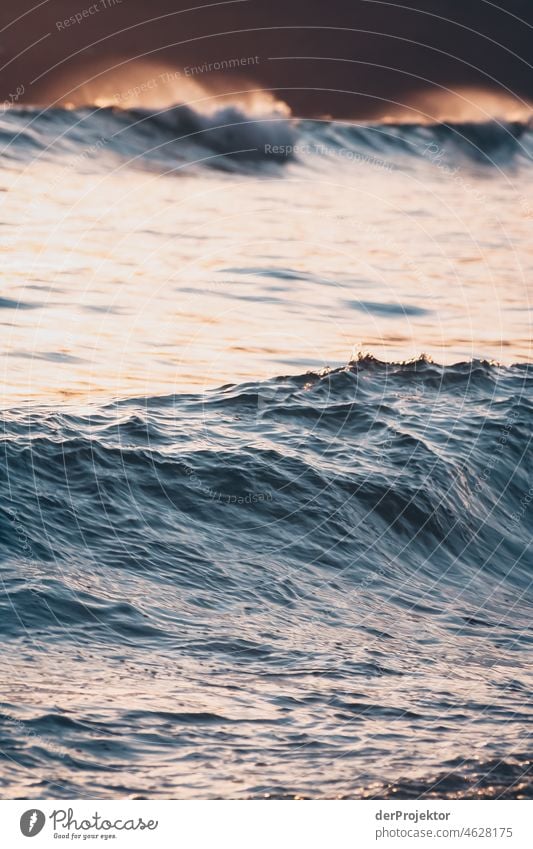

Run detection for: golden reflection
[[0, 148, 532, 408]]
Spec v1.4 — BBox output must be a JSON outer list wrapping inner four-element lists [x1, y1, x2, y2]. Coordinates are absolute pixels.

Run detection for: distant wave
[[0, 103, 297, 171], [1, 102, 532, 171]]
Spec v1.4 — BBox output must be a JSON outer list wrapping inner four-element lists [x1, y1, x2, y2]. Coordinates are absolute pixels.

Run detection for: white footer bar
[[2, 799, 530, 848]]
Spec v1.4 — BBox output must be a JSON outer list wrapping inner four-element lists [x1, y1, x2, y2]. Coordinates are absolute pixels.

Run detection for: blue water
[[1, 358, 531, 798], [0, 105, 532, 798]]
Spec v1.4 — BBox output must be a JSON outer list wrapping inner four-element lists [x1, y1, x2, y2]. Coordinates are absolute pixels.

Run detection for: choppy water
[[0, 105, 532, 799]]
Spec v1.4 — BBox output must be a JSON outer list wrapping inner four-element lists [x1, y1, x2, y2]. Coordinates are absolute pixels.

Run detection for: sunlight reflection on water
[[0, 142, 531, 406]]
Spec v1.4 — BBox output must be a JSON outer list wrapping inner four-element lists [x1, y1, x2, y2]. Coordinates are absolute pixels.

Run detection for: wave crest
[[1, 102, 531, 171]]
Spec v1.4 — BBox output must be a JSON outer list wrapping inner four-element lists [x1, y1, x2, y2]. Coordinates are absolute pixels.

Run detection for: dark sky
[[1, 0, 532, 118]]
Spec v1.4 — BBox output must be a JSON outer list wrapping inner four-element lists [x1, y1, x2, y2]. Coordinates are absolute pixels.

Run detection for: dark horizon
[[1, 0, 533, 119]]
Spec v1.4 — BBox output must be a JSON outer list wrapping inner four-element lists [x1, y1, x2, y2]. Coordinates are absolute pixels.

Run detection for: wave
[[305, 117, 533, 166], [1, 357, 532, 798], [2, 357, 531, 620], [1, 358, 532, 798], [0, 102, 297, 171], [1, 102, 532, 171]]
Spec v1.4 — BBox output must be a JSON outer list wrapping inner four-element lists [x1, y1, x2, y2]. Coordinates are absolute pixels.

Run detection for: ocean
[[0, 103, 531, 799]]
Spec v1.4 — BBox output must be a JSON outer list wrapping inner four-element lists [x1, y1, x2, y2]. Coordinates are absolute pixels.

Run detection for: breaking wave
[[1, 102, 532, 171]]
